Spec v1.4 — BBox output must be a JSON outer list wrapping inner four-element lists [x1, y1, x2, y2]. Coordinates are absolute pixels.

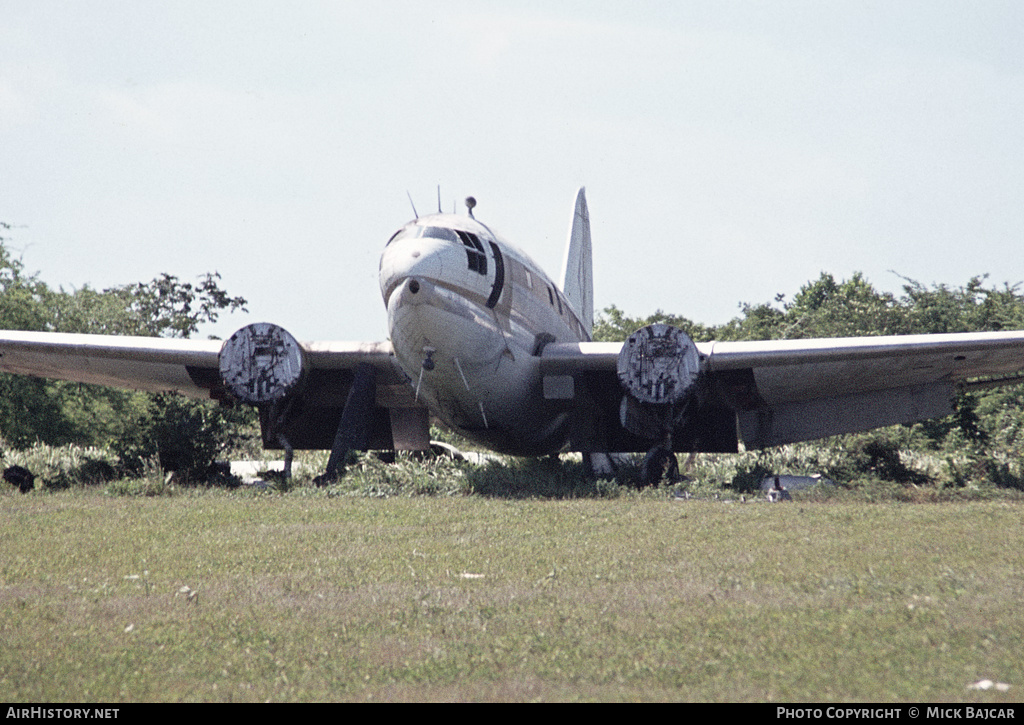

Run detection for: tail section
[[559, 187, 594, 337]]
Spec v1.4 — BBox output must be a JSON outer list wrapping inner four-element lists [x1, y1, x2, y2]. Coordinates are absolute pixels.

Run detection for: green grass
[[1, 486, 1021, 702]]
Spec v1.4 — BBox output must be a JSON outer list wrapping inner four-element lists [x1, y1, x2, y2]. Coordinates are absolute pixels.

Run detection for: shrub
[[111, 394, 254, 484]]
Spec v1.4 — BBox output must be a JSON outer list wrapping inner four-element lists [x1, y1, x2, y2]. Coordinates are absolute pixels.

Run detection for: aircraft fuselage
[[379, 213, 588, 454]]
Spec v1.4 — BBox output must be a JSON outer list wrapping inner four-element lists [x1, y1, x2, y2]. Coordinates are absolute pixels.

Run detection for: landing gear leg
[[639, 419, 680, 486], [317, 362, 376, 486], [641, 445, 679, 486], [261, 398, 296, 480]]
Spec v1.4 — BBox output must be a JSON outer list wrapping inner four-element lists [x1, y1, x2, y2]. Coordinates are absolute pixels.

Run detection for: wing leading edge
[[541, 330, 1024, 450]]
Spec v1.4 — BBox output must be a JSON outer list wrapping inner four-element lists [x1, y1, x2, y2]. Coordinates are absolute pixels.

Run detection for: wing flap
[[737, 382, 954, 448]]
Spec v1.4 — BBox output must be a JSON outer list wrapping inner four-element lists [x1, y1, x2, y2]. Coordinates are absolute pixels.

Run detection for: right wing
[[541, 330, 1024, 451], [703, 332, 1024, 447]]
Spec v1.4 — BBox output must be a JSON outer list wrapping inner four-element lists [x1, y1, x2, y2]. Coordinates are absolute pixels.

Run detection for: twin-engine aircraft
[[3, 188, 1024, 483]]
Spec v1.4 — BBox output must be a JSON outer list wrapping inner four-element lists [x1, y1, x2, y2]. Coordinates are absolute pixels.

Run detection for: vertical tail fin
[[559, 187, 593, 337]]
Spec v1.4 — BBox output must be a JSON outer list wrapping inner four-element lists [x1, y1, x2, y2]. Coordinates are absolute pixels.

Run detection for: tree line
[[593, 271, 1024, 343]]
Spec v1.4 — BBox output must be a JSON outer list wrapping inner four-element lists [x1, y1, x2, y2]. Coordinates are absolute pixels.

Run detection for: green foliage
[[599, 271, 1024, 345], [45, 273, 247, 338], [0, 242, 50, 332], [838, 431, 930, 486], [102, 273, 247, 338], [0, 377, 79, 448], [726, 458, 776, 493], [0, 244, 78, 446], [110, 393, 253, 482], [782, 272, 906, 338], [899, 274, 1024, 333], [0, 441, 119, 490], [294, 451, 474, 497], [104, 458, 175, 497], [713, 272, 907, 340], [466, 457, 599, 498], [592, 304, 715, 342], [0, 233, 250, 481], [716, 300, 786, 341]]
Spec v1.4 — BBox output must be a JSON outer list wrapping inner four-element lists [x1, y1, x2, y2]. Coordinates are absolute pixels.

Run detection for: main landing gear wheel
[[641, 446, 679, 486]]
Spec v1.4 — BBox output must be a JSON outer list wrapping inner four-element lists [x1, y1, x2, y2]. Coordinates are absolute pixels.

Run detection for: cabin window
[[525, 270, 533, 289], [547, 286, 554, 305]]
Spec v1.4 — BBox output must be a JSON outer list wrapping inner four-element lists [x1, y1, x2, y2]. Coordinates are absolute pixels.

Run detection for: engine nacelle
[[616, 323, 702, 405], [219, 323, 307, 405]]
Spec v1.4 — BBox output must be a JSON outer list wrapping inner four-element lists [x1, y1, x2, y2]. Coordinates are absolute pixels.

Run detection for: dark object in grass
[[641, 446, 679, 486], [759, 474, 835, 493], [4, 465, 35, 493], [766, 475, 792, 502]]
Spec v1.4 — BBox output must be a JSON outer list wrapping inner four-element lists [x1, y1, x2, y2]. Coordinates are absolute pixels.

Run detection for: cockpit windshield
[[386, 225, 459, 246]]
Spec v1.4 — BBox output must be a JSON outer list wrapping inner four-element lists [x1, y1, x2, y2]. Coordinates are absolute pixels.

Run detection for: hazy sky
[[3, 1, 1022, 341]]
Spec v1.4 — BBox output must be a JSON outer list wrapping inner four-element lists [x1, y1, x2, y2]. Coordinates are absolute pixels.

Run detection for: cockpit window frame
[[386, 224, 491, 278]]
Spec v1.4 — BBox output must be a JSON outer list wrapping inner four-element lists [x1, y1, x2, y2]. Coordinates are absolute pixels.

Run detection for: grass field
[[1, 478, 1021, 702]]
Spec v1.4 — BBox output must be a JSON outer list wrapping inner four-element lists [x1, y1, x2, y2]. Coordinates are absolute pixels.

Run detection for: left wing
[[541, 330, 1024, 450], [0, 328, 428, 451], [0, 331, 224, 396]]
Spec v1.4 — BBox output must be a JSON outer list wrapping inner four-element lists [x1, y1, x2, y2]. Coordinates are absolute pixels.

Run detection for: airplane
[[3, 187, 1024, 484]]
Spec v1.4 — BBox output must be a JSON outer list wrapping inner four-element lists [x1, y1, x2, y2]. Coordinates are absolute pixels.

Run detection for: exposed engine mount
[[616, 323, 701, 405], [616, 324, 704, 484], [219, 323, 307, 405]]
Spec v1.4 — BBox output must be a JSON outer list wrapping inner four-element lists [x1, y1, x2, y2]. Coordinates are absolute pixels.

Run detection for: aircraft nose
[[379, 238, 445, 307], [388, 275, 433, 312]]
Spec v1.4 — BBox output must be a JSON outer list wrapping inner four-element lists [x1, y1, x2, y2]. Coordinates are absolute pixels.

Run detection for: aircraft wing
[[541, 331, 1024, 449], [0, 329, 428, 451], [0, 330, 226, 397]]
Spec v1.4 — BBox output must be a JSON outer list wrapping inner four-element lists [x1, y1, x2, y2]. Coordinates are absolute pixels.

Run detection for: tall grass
[[4, 435, 1024, 503], [1, 442, 119, 490]]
